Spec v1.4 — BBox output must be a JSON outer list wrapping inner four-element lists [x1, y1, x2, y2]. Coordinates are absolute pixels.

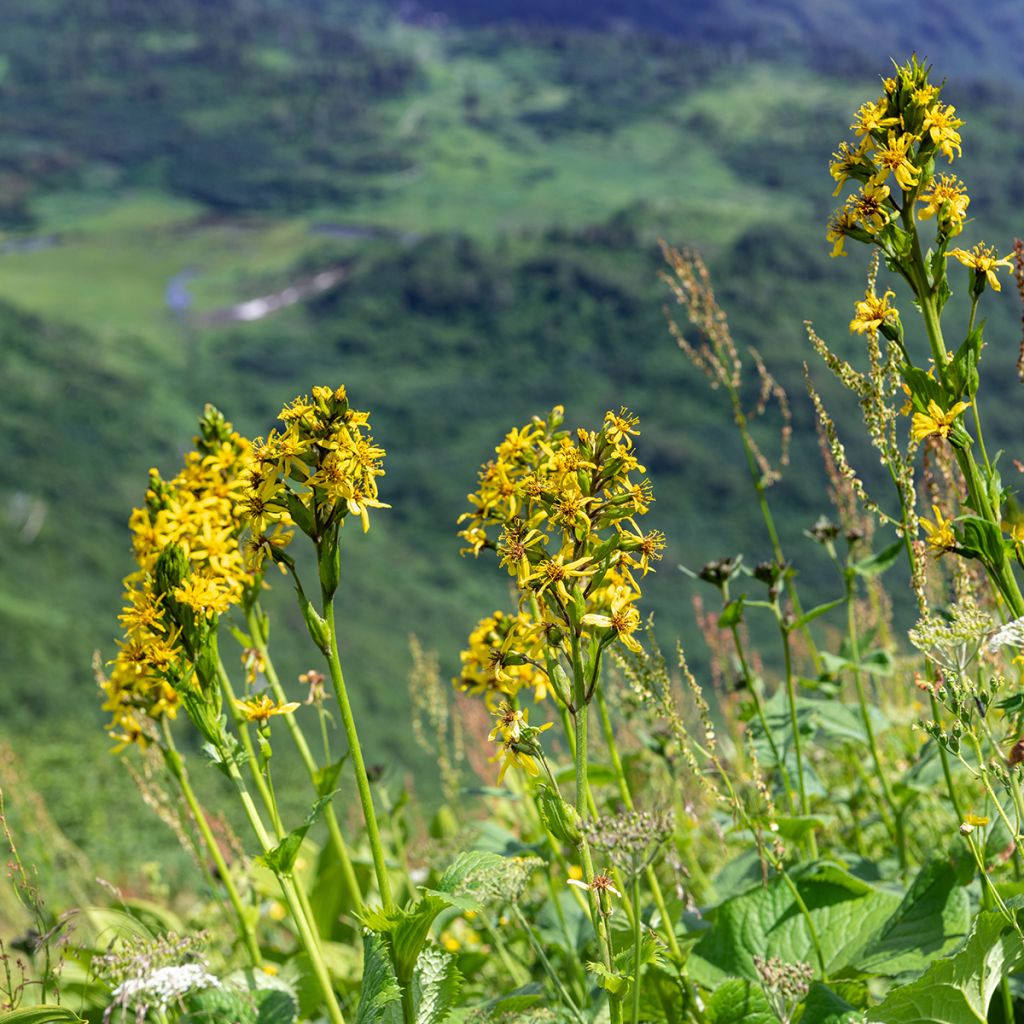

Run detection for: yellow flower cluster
[[828, 57, 967, 256], [102, 408, 255, 749], [456, 610, 550, 707], [457, 406, 664, 701], [242, 385, 388, 562]]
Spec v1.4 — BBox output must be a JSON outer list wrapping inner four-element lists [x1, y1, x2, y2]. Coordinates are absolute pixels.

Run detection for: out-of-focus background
[[2, 0, 1023, 885]]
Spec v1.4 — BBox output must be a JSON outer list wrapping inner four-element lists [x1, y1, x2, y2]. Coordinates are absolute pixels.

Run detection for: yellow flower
[[849, 289, 898, 335], [921, 103, 963, 161], [910, 399, 971, 443], [851, 97, 899, 138], [917, 174, 969, 228], [526, 553, 596, 605], [963, 813, 989, 828], [234, 694, 301, 723], [920, 505, 955, 553], [872, 132, 921, 192], [829, 137, 874, 195], [582, 588, 643, 654], [826, 208, 857, 258], [948, 244, 1015, 292], [849, 180, 892, 233], [172, 575, 234, 617]]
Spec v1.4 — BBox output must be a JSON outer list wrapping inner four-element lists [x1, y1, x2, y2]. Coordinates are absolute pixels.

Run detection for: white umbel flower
[[988, 616, 1024, 652], [111, 962, 220, 1012]]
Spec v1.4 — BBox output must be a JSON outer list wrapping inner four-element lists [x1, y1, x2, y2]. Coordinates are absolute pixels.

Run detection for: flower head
[[917, 174, 970, 229], [850, 289, 899, 335], [948, 244, 1015, 292], [920, 505, 956, 553], [910, 399, 971, 443], [234, 694, 301, 724]]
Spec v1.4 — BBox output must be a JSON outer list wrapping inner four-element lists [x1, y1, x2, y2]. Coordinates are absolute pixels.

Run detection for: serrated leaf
[[703, 979, 774, 1024], [866, 904, 1024, 1023], [355, 932, 403, 1024], [586, 961, 627, 995], [413, 946, 462, 1024]]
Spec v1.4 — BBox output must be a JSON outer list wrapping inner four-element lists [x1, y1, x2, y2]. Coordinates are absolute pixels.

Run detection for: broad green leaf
[[867, 905, 1024, 1023], [120, 897, 185, 935], [703, 979, 775, 1024], [79, 906, 154, 948], [688, 862, 901, 987], [854, 855, 972, 976], [850, 539, 905, 578], [310, 841, 358, 938], [796, 982, 860, 1023], [355, 932, 403, 1024], [0, 1009, 86, 1024], [959, 515, 1006, 567], [413, 946, 462, 1024]]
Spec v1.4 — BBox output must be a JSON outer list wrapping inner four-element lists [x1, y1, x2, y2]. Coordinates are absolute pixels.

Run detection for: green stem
[[779, 618, 816, 858], [595, 689, 683, 963], [322, 599, 395, 913], [511, 906, 587, 1024], [247, 605, 365, 918], [216, 659, 281, 833], [729, 621, 797, 814], [161, 723, 263, 968], [729, 390, 821, 673], [631, 873, 642, 1024], [777, 867, 828, 981], [845, 578, 906, 868], [222, 750, 345, 1024]]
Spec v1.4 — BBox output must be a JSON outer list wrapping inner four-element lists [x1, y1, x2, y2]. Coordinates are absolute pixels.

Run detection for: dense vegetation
[[2, 0, 1024, 885]]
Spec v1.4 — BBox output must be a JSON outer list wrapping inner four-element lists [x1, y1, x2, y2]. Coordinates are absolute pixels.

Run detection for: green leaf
[[718, 597, 745, 628], [413, 946, 462, 1024], [791, 596, 846, 630], [958, 515, 1006, 567], [850, 539, 905, 578], [688, 862, 901, 987], [0, 1009, 87, 1024], [355, 932, 403, 1024], [257, 793, 334, 875], [79, 906, 154, 948], [703, 979, 775, 1024], [361, 895, 449, 983], [586, 961, 628, 995], [853, 855, 972, 976], [796, 982, 860, 1023], [867, 904, 1024, 1023], [312, 756, 348, 798]]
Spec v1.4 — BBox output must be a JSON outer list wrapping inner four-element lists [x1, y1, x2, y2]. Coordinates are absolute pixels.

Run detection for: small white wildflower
[[111, 962, 220, 1012], [988, 616, 1024, 653]]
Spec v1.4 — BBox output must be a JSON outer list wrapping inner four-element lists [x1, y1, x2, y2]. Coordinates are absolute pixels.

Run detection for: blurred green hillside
[[3, 0, 1024, 874]]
